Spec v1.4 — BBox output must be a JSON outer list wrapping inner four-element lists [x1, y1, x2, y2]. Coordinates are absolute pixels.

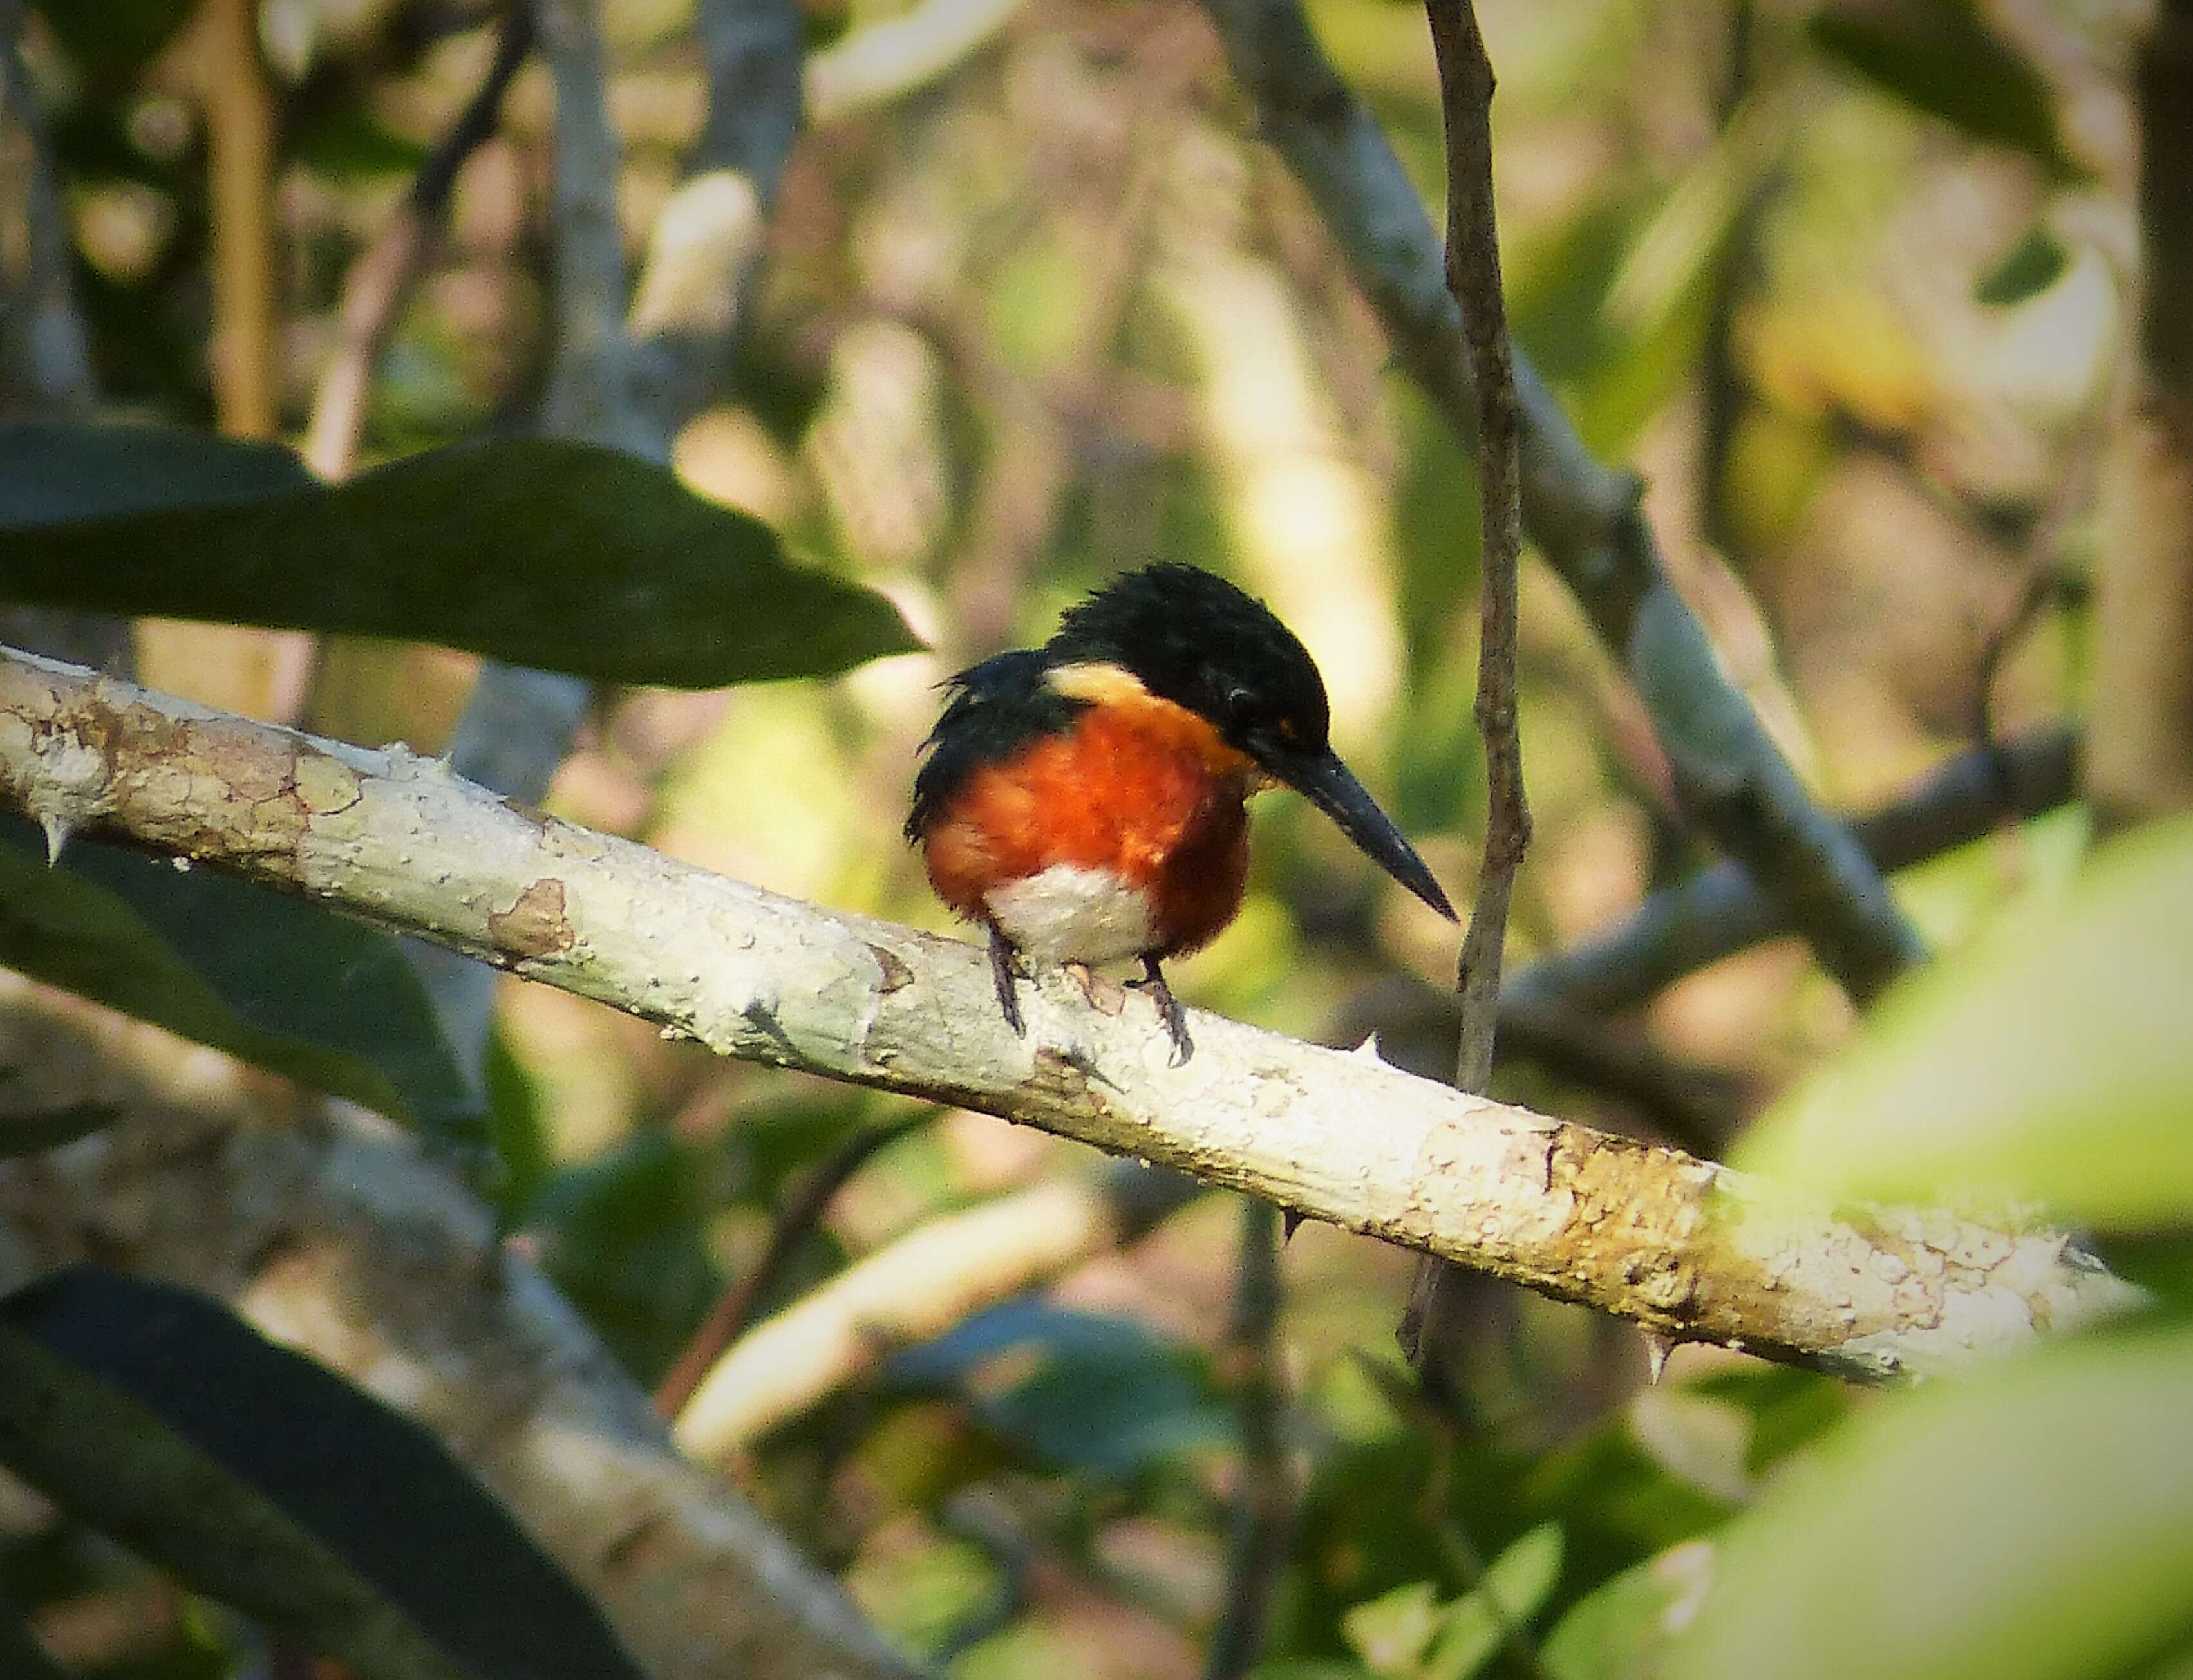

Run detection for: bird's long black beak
[[1263, 745, 1456, 920]]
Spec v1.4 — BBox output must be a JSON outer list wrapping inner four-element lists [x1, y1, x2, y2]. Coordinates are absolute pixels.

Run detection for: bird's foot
[[988, 926, 1027, 1036], [1132, 955, 1193, 1065]]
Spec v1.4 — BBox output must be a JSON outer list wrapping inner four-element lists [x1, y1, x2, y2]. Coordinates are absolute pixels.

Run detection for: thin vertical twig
[[1192, 0, 1926, 1005], [1202, 1197, 1294, 1680], [305, 4, 534, 480], [652, 1108, 934, 1420], [198, 0, 279, 438], [1401, 0, 1530, 1379]]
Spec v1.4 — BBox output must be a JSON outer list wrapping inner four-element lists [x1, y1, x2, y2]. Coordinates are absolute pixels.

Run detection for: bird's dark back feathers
[[905, 649, 1084, 842]]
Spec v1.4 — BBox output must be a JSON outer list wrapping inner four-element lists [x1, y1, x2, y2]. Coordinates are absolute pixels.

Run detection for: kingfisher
[[908, 563, 1455, 1063]]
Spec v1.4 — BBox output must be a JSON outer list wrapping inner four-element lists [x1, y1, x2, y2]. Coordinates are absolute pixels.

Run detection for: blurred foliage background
[[3, 0, 2187, 1674]]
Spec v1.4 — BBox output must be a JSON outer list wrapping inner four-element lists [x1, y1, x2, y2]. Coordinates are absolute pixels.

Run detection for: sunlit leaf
[[1342, 1527, 1564, 1680], [1664, 1324, 2193, 1680], [0, 1265, 646, 1680], [1423, 1524, 1565, 1680], [1809, 0, 2084, 182], [0, 425, 923, 687], [1542, 1540, 1714, 1680], [1738, 817, 2193, 1227], [0, 821, 484, 1155]]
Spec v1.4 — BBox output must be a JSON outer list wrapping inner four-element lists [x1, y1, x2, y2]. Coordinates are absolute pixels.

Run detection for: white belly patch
[[986, 864, 1156, 966]]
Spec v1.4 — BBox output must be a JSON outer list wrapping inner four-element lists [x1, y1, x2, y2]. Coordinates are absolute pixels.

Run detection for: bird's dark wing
[[906, 649, 1081, 843]]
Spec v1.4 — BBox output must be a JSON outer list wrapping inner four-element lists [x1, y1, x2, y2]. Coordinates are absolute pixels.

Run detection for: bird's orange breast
[[919, 693, 1255, 958]]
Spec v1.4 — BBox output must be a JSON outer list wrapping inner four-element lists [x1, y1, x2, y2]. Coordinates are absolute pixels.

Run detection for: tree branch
[[0, 648, 2132, 1383], [1192, 0, 1926, 1005], [1507, 725, 2080, 1016]]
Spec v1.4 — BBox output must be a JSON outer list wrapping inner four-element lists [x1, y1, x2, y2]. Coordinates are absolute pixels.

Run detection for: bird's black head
[[1047, 564, 1455, 920], [1048, 563, 1332, 764]]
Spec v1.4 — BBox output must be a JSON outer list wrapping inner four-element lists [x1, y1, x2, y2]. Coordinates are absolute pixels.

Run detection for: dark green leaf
[[0, 821, 485, 1155], [0, 1266, 646, 1680], [0, 426, 923, 687], [0, 1100, 118, 1157], [1810, 0, 2085, 182], [889, 1300, 1229, 1475], [1975, 225, 2070, 307], [0, 424, 313, 526], [28, 0, 195, 93]]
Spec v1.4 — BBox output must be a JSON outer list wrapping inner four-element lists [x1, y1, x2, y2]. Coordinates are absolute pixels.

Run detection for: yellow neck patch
[[1046, 662, 1254, 777]]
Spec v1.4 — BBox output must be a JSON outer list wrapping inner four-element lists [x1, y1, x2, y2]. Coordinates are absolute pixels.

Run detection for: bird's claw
[[1133, 955, 1194, 1065], [988, 927, 1027, 1037]]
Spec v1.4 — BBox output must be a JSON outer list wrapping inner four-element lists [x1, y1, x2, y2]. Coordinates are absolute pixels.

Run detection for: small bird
[[908, 563, 1456, 1062]]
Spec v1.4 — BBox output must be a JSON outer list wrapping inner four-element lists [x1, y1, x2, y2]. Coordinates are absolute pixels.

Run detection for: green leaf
[[1975, 225, 2070, 308], [1810, 0, 2085, 182], [0, 1099, 118, 1157], [1423, 1524, 1565, 1680], [1341, 1527, 1565, 1680], [0, 1266, 646, 1680], [1664, 1323, 2193, 1680], [889, 1300, 1230, 1475], [1738, 816, 2193, 1229], [0, 821, 485, 1156], [1344, 1581, 1444, 1677], [0, 425, 923, 687], [1542, 1540, 1714, 1680]]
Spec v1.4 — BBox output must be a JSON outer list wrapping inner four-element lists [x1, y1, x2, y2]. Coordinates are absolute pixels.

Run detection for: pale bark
[[0, 647, 2134, 1383]]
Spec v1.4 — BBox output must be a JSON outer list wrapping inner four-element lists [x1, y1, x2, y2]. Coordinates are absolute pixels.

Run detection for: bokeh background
[[1, 0, 2172, 1674]]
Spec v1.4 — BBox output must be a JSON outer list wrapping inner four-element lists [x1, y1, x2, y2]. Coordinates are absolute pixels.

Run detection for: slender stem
[[306, 4, 534, 480], [1404, 0, 1530, 1385], [652, 1108, 933, 1419], [1202, 1198, 1294, 1680]]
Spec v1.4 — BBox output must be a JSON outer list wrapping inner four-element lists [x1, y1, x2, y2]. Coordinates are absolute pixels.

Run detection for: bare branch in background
[[1201, 1197, 1294, 1680], [0, 0, 95, 420], [1192, 0, 1928, 1006], [305, 4, 535, 481], [1507, 725, 2079, 1016], [0, 649, 2133, 1389], [653, 1107, 936, 1421], [0, 978, 926, 1680], [195, 0, 279, 439], [675, 1162, 1201, 1459], [2089, 0, 2193, 827]]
